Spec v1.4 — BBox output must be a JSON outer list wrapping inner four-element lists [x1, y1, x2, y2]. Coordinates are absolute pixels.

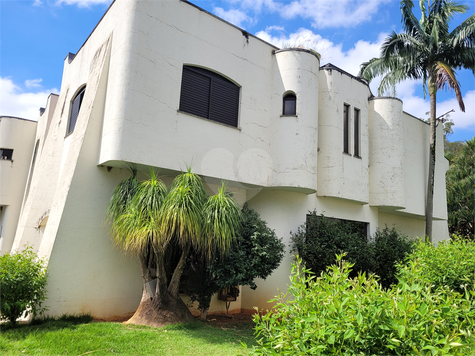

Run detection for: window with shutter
[[179, 66, 239, 127], [67, 86, 86, 135]]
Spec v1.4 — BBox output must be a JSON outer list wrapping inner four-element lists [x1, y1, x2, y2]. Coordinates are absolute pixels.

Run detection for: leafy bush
[[291, 213, 370, 279], [370, 226, 414, 288], [406, 238, 475, 296], [183, 203, 285, 318], [0, 247, 48, 325], [291, 212, 413, 288], [251, 255, 475, 355]]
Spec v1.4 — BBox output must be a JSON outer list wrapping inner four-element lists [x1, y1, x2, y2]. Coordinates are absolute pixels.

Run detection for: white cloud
[[437, 90, 475, 130], [0, 77, 58, 121], [279, 0, 392, 28], [54, 0, 112, 8], [25, 78, 43, 89], [256, 28, 385, 76], [213, 7, 253, 28], [231, 0, 391, 28], [265, 25, 285, 32], [228, 0, 280, 13]]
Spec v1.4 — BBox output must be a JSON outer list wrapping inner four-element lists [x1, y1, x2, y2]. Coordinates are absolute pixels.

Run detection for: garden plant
[[0, 246, 48, 326]]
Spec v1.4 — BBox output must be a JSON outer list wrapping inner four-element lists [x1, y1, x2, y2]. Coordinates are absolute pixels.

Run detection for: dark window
[[179, 66, 239, 127], [67, 86, 86, 135], [0, 148, 13, 160], [306, 214, 368, 238], [282, 93, 296, 115], [343, 104, 350, 154], [354, 108, 360, 157]]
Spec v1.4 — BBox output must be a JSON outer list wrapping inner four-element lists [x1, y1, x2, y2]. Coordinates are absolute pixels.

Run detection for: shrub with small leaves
[[251, 255, 475, 355], [405, 237, 475, 296], [291, 212, 413, 289], [0, 247, 48, 325]]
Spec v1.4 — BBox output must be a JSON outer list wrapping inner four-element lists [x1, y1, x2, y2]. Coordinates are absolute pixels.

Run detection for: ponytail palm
[[106, 167, 241, 326], [359, 0, 474, 242]]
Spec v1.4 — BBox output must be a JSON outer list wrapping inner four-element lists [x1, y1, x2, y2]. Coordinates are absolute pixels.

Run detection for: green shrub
[[405, 238, 475, 295], [291, 213, 370, 279], [252, 255, 475, 355], [291, 212, 413, 289], [370, 226, 414, 288], [0, 247, 48, 325], [182, 203, 285, 318]]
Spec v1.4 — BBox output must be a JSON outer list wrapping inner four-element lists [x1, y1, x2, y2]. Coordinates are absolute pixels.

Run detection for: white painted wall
[[317, 67, 370, 203], [0, 117, 37, 253], [369, 98, 406, 209]]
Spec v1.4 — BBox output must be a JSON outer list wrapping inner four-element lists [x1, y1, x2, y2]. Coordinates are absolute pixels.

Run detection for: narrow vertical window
[[282, 93, 296, 116], [343, 104, 350, 154], [354, 108, 360, 157], [67, 86, 86, 135]]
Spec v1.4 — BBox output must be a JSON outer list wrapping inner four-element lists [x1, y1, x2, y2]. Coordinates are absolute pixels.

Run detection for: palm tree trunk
[[425, 89, 437, 242], [155, 251, 169, 303], [168, 245, 190, 297]]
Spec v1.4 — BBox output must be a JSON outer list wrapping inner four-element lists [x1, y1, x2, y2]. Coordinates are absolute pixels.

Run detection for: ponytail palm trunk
[[106, 168, 241, 326], [359, 0, 474, 242]]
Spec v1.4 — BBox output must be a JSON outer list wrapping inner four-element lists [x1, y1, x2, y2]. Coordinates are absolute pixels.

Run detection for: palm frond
[[202, 181, 242, 259], [401, 0, 422, 35], [105, 165, 138, 224], [450, 14, 475, 49], [159, 169, 206, 249], [434, 61, 465, 111]]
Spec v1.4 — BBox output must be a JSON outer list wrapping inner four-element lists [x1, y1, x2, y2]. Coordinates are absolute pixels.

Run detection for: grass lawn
[[0, 315, 256, 355]]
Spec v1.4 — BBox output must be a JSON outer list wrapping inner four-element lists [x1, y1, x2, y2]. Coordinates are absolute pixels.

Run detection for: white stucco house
[[1, 0, 449, 320]]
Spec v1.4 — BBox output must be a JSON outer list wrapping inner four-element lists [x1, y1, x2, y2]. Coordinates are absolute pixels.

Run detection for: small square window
[[0, 148, 13, 160]]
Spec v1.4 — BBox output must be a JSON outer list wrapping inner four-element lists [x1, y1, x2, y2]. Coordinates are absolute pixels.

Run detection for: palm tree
[[106, 167, 241, 326], [359, 0, 474, 242]]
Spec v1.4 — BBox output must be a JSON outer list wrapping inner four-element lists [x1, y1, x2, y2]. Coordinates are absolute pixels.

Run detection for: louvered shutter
[[209, 80, 239, 127], [179, 66, 239, 127], [179, 67, 210, 119]]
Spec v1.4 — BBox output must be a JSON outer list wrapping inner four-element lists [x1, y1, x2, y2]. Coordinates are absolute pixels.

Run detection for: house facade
[[2, 0, 449, 319]]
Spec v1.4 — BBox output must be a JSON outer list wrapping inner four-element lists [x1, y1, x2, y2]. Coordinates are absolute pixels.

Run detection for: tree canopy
[[446, 137, 475, 239]]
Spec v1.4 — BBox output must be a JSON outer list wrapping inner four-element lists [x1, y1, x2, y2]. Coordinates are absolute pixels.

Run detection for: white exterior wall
[[369, 98, 406, 209], [317, 67, 370, 203], [8, 0, 450, 319], [0, 117, 37, 253]]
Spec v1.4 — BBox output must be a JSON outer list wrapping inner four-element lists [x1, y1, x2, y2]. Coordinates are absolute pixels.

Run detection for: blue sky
[[1, 0, 474, 141]]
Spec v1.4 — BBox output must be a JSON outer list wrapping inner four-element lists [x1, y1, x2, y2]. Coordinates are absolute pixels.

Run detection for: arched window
[[67, 86, 86, 135], [179, 66, 240, 127], [282, 93, 296, 116]]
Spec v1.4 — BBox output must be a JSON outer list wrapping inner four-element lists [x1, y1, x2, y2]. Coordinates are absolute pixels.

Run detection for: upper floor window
[[0, 148, 13, 160], [67, 86, 86, 135], [282, 93, 296, 116], [354, 108, 360, 158], [179, 65, 240, 127], [343, 104, 350, 154]]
